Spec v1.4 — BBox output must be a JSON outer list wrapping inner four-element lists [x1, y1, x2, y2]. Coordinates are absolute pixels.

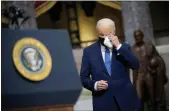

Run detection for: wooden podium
[[8, 105, 73, 111], [2, 29, 82, 111]]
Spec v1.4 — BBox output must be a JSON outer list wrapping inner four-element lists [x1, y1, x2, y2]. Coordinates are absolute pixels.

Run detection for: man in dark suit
[[80, 18, 141, 111]]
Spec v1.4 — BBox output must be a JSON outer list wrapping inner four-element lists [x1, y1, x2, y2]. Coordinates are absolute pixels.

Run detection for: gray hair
[[96, 18, 116, 32]]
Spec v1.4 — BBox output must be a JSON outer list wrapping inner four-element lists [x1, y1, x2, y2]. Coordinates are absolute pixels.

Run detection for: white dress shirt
[[94, 44, 122, 91]]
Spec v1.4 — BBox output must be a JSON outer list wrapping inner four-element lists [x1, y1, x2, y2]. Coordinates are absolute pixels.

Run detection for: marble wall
[[121, 1, 155, 45]]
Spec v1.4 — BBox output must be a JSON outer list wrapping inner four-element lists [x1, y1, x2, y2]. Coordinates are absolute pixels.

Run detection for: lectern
[[1, 29, 82, 111]]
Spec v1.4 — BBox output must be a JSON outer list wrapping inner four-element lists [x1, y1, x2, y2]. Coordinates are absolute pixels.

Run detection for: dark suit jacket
[[80, 41, 141, 111]]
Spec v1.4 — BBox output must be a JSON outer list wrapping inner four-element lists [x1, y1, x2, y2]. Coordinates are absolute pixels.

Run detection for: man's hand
[[108, 33, 121, 48], [97, 80, 108, 91]]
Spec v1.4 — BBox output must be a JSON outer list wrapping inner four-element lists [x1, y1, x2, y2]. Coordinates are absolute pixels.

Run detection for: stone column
[[8, 1, 37, 29], [121, 1, 155, 45]]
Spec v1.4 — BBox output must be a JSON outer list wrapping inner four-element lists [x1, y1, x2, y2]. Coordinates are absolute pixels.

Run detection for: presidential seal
[[13, 38, 52, 81]]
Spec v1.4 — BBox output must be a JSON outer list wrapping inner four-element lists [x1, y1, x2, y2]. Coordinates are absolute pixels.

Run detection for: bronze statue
[[131, 30, 168, 111]]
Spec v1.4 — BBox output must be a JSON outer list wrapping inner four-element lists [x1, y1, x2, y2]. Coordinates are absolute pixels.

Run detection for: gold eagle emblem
[[13, 38, 52, 81]]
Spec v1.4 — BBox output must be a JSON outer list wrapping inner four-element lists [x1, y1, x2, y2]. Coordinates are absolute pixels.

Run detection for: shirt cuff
[[116, 44, 122, 50], [94, 81, 98, 91]]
